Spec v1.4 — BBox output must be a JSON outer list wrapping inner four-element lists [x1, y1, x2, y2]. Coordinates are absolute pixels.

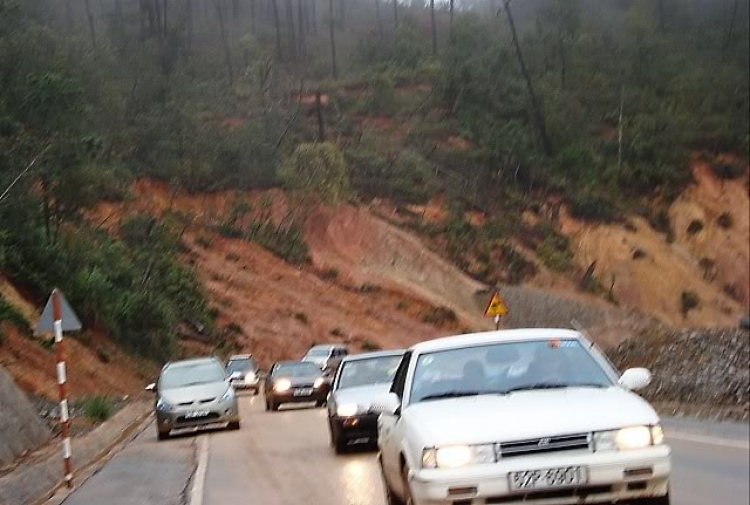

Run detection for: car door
[[379, 351, 411, 492]]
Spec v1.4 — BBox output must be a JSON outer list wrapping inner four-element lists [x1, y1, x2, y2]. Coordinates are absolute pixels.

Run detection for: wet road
[[55, 393, 749, 505]]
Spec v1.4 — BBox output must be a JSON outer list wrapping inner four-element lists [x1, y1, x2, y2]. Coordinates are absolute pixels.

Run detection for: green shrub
[[711, 162, 745, 180], [246, 221, 309, 265], [361, 340, 382, 352], [680, 291, 700, 317], [686, 219, 704, 235], [0, 296, 29, 331], [421, 306, 458, 326], [568, 193, 618, 222], [294, 312, 309, 324], [281, 143, 350, 203], [536, 235, 574, 273], [81, 396, 115, 422]]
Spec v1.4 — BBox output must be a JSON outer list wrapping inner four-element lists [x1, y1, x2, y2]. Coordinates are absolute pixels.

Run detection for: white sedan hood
[[333, 384, 391, 410], [404, 387, 660, 447]]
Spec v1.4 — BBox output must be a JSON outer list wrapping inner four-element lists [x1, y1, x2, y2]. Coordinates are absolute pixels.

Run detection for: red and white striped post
[[52, 289, 73, 488]]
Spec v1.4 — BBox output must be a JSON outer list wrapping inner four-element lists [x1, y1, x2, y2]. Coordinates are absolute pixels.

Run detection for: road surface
[[58, 394, 749, 505]]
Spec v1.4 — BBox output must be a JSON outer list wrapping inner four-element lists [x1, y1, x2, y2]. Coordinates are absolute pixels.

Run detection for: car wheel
[[265, 399, 270, 411], [334, 432, 348, 454], [253, 388, 259, 396], [157, 430, 169, 441], [634, 494, 671, 505], [316, 399, 326, 407], [270, 401, 280, 412], [379, 456, 404, 505], [401, 465, 415, 505], [227, 421, 241, 431]]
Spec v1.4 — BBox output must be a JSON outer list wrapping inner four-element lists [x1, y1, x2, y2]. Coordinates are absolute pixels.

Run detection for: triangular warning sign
[[484, 292, 508, 318], [36, 290, 82, 334]]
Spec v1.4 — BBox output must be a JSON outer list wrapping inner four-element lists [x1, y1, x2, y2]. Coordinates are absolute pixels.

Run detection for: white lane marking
[[667, 432, 750, 450], [189, 435, 210, 505]]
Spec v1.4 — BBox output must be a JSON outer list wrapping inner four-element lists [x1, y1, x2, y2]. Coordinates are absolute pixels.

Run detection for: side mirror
[[145, 383, 157, 393], [370, 392, 401, 416], [619, 368, 652, 391], [230, 372, 242, 380]]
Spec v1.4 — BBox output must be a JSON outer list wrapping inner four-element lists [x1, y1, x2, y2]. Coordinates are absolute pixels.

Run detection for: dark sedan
[[264, 361, 329, 411], [327, 349, 404, 453]]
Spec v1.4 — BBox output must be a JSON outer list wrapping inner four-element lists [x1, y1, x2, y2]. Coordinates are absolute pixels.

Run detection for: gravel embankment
[[610, 327, 749, 420]]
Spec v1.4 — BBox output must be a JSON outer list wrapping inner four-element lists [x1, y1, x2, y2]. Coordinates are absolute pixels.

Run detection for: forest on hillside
[[0, 0, 748, 359]]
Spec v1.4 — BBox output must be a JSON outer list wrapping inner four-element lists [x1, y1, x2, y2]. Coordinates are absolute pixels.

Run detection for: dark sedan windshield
[[411, 339, 614, 404], [337, 356, 402, 390], [226, 358, 256, 373], [273, 362, 321, 377], [160, 362, 226, 390]]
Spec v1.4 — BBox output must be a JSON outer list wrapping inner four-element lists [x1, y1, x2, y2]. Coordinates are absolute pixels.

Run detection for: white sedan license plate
[[184, 410, 210, 419], [294, 388, 314, 396], [509, 466, 587, 491]]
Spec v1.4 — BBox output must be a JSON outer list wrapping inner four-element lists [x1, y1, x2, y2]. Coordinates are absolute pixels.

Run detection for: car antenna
[[570, 319, 596, 348]]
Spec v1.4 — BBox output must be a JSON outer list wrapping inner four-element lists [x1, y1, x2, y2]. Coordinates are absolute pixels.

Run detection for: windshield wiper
[[420, 391, 486, 402], [502, 382, 607, 394]]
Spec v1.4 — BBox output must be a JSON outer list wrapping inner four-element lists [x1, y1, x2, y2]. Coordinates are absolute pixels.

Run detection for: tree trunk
[[298, 0, 305, 58], [154, 0, 163, 34], [503, 0, 553, 156], [187, 0, 194, 53], [329, 0, 338, 78], [215, 0, 235, 86], [558, 29, 566, 88], [657, 0, 666, 30], [271, 0, 283, 57], [115, 0, 123, 34], [430, 0, 437, 55], [163, 0, 168, 34], [723, 0, 739, 59], [250, 0, 256, 32], [311, 0, 317, 33], [375, 0, 384, 39], [65, 0, 74, 32], [84, 0, 97, 48], [286, 0, 297, 59], [617, 88, 624, 171], [393, 0, 398, 31], [339, 0, 345, 25], [316, 91, 326, 141], [449, 0, 454, 41], [232, 0, 240, 18]]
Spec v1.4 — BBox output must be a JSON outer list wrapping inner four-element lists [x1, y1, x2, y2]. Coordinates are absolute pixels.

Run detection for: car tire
[[379, 456, 404, 505], [253, 388, 259, 396], [634, 494, 671, 505], [270, 401, 280, 412], [227, 421, 241, 431], [316, 400, 326, 408], [334, 431, 348, 454], [157, 430, 169, 441], [401, 465, 415, 505]]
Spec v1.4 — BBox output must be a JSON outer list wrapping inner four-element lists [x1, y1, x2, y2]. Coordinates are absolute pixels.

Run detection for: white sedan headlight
[[422, 444, 497, 469], [244, 372, 257, 384], [336, 403, 360, 417], [156, 397, 174, 412], [594, 425, 663, 451], [221, 387, 235, 402]]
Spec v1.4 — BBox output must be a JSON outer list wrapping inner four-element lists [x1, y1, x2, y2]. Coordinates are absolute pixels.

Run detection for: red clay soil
[[185, 232, 463, 367], [0, 324, 152, 401], [305, 205, 492, 331]]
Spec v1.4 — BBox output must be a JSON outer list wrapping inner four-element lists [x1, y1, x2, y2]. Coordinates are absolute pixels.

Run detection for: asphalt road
[[56, 393, 749, 505]]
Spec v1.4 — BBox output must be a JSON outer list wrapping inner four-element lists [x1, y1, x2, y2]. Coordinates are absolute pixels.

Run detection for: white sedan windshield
[[411, 339, 614, 404]]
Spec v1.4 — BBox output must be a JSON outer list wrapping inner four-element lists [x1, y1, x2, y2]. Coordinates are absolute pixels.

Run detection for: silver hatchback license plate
[[294, 388, 313, 396], [509, 466, 587, 491], [184, 410, 210, 419]]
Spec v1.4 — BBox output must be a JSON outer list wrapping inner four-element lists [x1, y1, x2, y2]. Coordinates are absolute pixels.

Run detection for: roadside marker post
[[484, 291, 508, 330], [37, 289, 82, 489]]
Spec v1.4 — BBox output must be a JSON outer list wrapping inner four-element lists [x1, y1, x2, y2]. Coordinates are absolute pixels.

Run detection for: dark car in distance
[[264, 361, 330, 411], [327, 349, 404, 453], [301, 344, 349, 376], [226, 354, 261, 394]]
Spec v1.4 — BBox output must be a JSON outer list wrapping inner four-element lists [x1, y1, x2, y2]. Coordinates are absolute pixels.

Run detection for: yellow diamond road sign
[[484, 292, 508, 318]]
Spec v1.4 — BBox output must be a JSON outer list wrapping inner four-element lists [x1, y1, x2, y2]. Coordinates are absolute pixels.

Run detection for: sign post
[[36, 289, 82, 489], [484, 291, 508, 330]]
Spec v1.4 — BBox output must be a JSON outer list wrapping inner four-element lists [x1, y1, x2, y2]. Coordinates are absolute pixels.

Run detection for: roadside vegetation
[[0, 0, 747, 360]]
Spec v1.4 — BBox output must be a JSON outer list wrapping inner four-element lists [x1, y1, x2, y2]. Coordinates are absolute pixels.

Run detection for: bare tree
[[65, 0, 74, 32], [215, 0, 235, 86], [286, 0, 297, 59], [271, 0, 283, 57], [115, 0, 124, 35], [250, 0, 256, 32], [449, 0, 454, 40], [163, 0, 168, 34], [723, 0, 739, 60], [298, 0, 305, 58], [430, 0, 437, 55], [393, 0, 398, 31], [340, 0, 346, 25], [316, 91, 326, 141], [503, 0, 553, 155], [186, 0, 194, 53], [375, 0, 384, 39], [84, 0, 97, 48], [329, 0, 338, 78]]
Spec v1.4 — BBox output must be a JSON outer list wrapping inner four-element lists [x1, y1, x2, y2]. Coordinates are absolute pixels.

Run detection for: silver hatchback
[[147, 357, 241, 440]]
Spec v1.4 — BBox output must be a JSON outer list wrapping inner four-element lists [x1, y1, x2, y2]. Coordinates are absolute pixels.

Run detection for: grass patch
[[0, 295, 30, 331], [536, 235, 574, 273], [421, 306, 458, 326], [680, 290, 700, 317], [294, 312, 309, 325], [361, 340, 382, 352], [81, 396, 115, 422], [686, 219, 704, 235]]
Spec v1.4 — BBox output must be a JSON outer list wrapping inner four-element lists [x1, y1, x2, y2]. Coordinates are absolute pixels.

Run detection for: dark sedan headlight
[[336, 403, 361, 417]]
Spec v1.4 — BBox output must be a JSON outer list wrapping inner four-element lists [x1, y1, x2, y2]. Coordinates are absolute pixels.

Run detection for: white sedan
[[376, 329, 671, 505]]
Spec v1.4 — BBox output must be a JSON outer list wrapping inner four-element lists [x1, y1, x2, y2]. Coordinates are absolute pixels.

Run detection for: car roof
[[228, 354, 253, 360], [411, 329, 584, 354], [164, 357, 221, 370], [308, 344, 346, 351], [341, 349, 405, 363], [276, 360, 319, 366]]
